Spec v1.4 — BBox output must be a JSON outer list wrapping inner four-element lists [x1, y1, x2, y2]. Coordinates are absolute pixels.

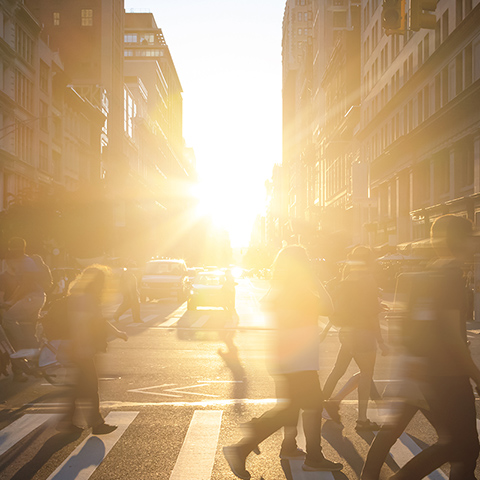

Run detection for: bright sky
[[124, 0, 285, 247]]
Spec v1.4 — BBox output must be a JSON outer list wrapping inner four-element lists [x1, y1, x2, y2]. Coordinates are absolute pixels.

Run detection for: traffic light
[[382, 0, 406, 35], [409, 0, 437, 30]]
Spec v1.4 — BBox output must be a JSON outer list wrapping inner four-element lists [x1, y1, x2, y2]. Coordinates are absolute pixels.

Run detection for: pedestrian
[[112, 267, 141, 323], [223, 245, 343, 479], [58, 264, 128, 434], [323, 246, 388, 431], [2, 238, 47, 381], [361, 214, 480, 480]]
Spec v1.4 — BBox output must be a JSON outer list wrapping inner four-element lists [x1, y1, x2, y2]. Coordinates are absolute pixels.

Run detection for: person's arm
[[442, 310, 480, 385], [317, 282, 334, 317]]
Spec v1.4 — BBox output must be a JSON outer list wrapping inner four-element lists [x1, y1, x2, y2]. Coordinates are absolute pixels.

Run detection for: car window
[[145, 262, 184, 275]]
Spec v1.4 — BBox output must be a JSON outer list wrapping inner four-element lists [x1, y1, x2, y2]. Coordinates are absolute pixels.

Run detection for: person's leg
[[131, 298, 141, 323], [361, 402, 419, 480], [113, 298, 129, 322], [391, 376, 479, 480], [353, 349, 376, 423], [322, 343, 353, 399]]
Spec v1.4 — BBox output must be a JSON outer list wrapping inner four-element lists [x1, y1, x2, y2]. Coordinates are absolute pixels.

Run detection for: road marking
[[127, 383, 182, 398], [169, 410, 223, 480], [162, 316, 180, 327], [289, 459, 335, 479], [46, 411, 138, 480], [389, 432, 448, 479], [191, 315, 209, 328], [166, 305, 187, 320], [0, 414, 54, 456]]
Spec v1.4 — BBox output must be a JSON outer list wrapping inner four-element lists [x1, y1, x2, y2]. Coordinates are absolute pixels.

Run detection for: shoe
[[223, 445, 251, 480], [92, 423, 118, 435], [12, 372, 28, 383], [323, 400, 341, 424], [56, 423, 83, 434], [355, 419, 380, 431], [10, 348, 40, 360], [302, 458, 343, 471], [280, 446, 306, 459]]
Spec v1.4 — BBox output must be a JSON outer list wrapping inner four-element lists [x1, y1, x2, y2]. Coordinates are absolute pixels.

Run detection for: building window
[[81, 9, 93, 27], [333, 11, 347, 27], [298, 12, 303, 21], [39, 141, 48, 171], [442, 11, 449, 41], [298, 28, 302, 35], [15, 26, 33, 64], [423, 33, 430, 61], [53, 12, 60, 26], [39, 101, 48, 132], [15, 70, 33, 110], [124, 34, 137, 43], [39, 61, 49, 92], [465, 43, 472, 88], [124, 50, 133, 56], [15, 120, 33, 164]]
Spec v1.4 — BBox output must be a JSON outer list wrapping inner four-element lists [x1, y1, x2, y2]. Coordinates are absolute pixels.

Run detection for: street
[[0, 277, 479, 480]]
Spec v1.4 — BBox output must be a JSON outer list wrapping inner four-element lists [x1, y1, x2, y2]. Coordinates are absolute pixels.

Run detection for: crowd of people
[[224, 214, 480, 480], [0, 213, 479, 478]]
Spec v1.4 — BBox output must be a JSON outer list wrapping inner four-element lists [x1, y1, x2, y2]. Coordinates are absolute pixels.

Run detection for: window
[[456, 53, 463, 95], [423, 33, 430, 61], [15, 120, 33, 163], [298, 12, 303, 21], [418, 90, 423, 124], [39, 141, 48, 171], [15, 70, 33, 110], [442, 11, 449, 41], [124, 34, 137, 43], [465, 43, 472, 88], [441, 66, 448, 105], [298, 28, 302, 35], [333, 11, 347, 27], [39, 101, 48, 132], [39, 61, 49, 92], [53, 12, 60, 26], [424, 85, 430, 119], [418, 43, 423, 67], [81, 9, 93, 26], [15, 26, 33, 64], [124, 50, 133, 56], [456, 0, 463, 26], [140, 34, 154, 44], [304, 12, 308, 21]]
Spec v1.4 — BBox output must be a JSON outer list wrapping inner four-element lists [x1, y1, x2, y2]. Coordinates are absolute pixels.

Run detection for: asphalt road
[[0, 277, 479, 479]]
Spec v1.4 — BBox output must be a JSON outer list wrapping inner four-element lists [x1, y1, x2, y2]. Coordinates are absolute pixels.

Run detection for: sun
[[192, 176, 261, 248]]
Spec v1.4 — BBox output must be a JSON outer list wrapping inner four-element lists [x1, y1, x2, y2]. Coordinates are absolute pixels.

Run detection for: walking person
[[112, 267, 141, 324], [361, 214, 480, 480], [58, 264, 128, 434], [323, 246, 388, 431], [2, 238, 48, 381], [223, 245, 343, 479]]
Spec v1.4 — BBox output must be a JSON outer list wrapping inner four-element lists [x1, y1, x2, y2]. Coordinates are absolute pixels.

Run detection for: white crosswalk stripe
[[0, 413, 55, 456], [46, 411, 138, 480], [1, 407, 474, 478], [169, 410, 223, 480]]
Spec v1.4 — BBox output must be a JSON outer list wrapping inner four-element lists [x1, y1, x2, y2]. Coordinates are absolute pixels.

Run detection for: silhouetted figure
[[2, 238, 47, 381], [223, 245, 342, 479], [58, 265, 128, 434], [113, 268, 141, 323], [322, 246, 388, 430], [361, 214, 480, 480]]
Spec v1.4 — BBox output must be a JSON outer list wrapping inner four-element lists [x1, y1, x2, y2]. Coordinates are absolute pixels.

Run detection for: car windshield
[[195, 274, 225, 286], [145, 262, 184, 275]]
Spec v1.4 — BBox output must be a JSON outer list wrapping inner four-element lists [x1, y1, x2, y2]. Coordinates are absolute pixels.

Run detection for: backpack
[[41, 296, 70, 340], [328, 276, 380, 328]]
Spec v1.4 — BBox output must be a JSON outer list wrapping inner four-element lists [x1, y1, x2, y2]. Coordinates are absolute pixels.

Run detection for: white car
[[140, 259, 189, 302]]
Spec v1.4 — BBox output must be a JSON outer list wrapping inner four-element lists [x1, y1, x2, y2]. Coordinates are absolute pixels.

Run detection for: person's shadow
[[7, 429, 84, 479]]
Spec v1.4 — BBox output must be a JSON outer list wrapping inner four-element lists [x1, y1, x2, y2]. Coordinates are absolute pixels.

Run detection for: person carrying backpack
[[323, 246, 388, 431], [2, 238, 47, 382]]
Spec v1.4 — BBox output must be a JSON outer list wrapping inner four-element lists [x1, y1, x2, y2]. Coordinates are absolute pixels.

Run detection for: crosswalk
[[0, 406, 458, 480]]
